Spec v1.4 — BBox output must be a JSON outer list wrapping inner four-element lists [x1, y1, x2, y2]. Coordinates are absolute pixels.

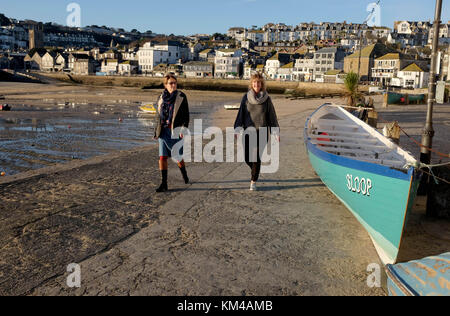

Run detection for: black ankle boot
[[179, 166, 189, 184], [156, 170, 168, 192]]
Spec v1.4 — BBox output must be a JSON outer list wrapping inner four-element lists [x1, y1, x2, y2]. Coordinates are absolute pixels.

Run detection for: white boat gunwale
[[304, 104, 420, 180]]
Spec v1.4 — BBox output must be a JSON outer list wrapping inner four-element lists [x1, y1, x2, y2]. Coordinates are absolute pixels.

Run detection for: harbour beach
[[0, 82, 448, 296]]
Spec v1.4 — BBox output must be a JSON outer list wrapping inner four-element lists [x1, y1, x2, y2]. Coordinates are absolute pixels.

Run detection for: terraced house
[[214, 49, 243, 79], [391, 63, 430, 89], [371, 53, 425, 87], [264, 53, 292, 80], [344, 43, 395, 82], [313, 47, 346, 81], [183, 61, 213, 78]]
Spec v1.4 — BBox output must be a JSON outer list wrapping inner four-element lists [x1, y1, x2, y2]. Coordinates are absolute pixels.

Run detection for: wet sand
[[0, 82, 242, 175], [0, 82, 449, 296]]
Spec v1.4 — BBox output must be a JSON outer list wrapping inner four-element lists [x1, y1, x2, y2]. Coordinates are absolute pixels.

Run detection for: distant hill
[[0, 13, 12, 26]]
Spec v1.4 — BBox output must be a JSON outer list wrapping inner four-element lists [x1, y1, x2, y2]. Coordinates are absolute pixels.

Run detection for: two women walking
[[153, 72, 279, 192]]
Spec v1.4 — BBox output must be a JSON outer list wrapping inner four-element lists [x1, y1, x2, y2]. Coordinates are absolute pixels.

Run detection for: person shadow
[[170, 178, 324, 192]]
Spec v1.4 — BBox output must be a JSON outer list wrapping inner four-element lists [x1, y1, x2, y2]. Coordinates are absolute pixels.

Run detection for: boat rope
[[377, 114, 450, 159], [405, 161, 450, 185]]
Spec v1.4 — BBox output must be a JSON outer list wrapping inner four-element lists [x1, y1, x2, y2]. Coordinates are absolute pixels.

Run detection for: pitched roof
[[376, 53, 400, 60], [281, 62, 294, 68], [218, 48, 239, 53], [401, 63, 424, 72], [324, 69, 344, 75], [183, 61, 213, 66], [315, 47, 338, 54], [347, 44, 376, 58], [199, 49, 213, 54]]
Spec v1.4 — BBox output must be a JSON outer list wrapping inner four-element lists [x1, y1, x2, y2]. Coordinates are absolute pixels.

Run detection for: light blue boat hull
[[386, 253, 450, 296], [305, 107, 421, 265]]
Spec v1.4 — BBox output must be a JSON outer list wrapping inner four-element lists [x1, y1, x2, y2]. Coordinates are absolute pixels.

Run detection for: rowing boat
[[140, 104, 157, 114], [304, 104, 421, 265], [386, 252, 450, 296], [224, 104, 240, 110]]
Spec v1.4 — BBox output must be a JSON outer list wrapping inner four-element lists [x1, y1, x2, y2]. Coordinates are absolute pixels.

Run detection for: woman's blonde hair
[[249, 72, 266, 92]]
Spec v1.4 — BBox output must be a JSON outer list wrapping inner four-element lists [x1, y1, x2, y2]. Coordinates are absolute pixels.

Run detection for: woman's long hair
[[249, 72, 266, 92]]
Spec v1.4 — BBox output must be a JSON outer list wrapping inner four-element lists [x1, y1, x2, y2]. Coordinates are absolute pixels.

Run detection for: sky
[[1, 0, 449, 36]]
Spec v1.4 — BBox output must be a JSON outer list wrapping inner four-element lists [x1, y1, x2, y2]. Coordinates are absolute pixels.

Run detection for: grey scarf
[[247, 90, 269, 105]]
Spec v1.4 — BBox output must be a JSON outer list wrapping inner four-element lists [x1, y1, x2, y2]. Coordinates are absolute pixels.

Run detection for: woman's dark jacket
[[234, 91, 279, 132], [154, 90, 190, 138]]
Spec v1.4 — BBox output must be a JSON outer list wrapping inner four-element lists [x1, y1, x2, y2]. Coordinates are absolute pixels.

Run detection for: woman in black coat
[[234, 72, 280, 191]]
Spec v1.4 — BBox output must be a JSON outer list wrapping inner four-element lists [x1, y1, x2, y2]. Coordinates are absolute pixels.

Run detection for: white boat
[[305, 103, 421, 265], [224, 104, 240, 110]]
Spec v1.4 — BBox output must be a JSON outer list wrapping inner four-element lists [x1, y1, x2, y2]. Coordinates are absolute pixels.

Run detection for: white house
[[198, 49, 215, 62], [215, 49, 243, 58], [183, 61, 213, 78], [428, 23, 450, 44], [277, 62, 294, 81], [214, 49, 243, 79], [41, 52, 57, 72], [395, 63, 429, 89], [214, 56, 241, 78], [138, 42, 169, 74], [101, 59, 119, 75], [118, 60, 138, 76], [247, 30, 264, 44], [153, 40, 185, 64], [395, 21, 414, 35], [243, 63, 265, 79], [313, 47, 346, 81], [293, 54, 315, 82], [265, 53, 292, 80], [55, 53, 67, 71]]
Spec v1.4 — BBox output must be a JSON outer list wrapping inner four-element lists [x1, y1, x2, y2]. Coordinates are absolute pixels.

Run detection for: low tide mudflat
[[0, 82, 448, 296]]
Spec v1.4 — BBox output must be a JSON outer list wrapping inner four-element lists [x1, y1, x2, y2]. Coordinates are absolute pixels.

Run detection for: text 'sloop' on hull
[[304, 104, 421, 265]]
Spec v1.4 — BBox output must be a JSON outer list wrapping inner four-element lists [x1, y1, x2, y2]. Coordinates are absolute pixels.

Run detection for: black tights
[[244, 133, 267, 182]]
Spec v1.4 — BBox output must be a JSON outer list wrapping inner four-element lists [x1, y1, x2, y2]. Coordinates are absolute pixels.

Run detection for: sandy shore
[[0, 82, 449, 296]]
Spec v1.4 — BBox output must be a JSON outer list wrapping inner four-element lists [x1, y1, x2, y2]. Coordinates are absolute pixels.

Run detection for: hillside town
[[1, 13, 450, 89]]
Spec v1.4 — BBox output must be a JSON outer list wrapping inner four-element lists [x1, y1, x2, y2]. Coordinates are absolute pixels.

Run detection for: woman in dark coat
[[154, 74, 190, 192], [234, 72, 280, 191]]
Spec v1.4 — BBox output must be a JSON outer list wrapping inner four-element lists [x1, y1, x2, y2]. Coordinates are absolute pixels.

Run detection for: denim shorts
[[159, 127, 184, 160]]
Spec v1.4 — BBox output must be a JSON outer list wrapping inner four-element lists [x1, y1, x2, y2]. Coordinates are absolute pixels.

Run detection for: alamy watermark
[[366, 2, 381, 27], [67, 263, 81, 288], [66, 3, 81, 28], [367, 263, 381, 288], [168, 120, 280, 174]]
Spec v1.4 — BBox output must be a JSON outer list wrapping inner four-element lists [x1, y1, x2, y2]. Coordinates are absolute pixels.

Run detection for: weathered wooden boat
[[304, 104, 421, 265], [386, 252, 450, 296]]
